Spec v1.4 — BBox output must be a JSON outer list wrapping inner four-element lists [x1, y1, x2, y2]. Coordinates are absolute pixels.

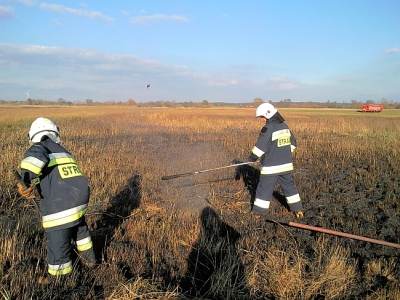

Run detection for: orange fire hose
[[268, 219, 400, 249]]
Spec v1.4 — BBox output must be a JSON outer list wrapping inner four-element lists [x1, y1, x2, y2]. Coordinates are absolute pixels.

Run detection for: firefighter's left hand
[[295, 211, 304, 219], [17, 183, 35, 199]]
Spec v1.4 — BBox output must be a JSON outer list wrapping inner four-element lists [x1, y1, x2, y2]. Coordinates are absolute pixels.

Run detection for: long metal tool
[[268, 219, 400, 249], [161, 161, 257, 181]]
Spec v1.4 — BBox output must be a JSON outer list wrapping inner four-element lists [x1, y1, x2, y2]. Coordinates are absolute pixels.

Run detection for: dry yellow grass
[[247, 239, 356, 299], [306, 238, 356, 299], [0, 105, 399, 299]]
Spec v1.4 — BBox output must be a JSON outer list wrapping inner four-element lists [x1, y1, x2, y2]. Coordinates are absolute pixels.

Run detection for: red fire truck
[[360, 104, 384, 112]]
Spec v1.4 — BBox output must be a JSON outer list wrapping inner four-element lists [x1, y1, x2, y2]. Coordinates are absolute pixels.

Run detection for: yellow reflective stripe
[[76, 236, 91, 246], [49, 152, 72, 159], [48, 267, 72, 276], [287, 194, 301, 204], [272, 129, 291, 141], [43, 209, 86, 228], [42, 204, 87, 228], [48, 261, 72, 276], [48, 157, 76, 167], [77, 241, 93, 252], [20, 161, 42, 175], [22, 156, 46, 168], [21, 156, 47, 174], [260, 163, 294, 175], [77, 237, 93, 251], [43, 204, 87, 222], [252, 146, 265, 157], [254, 198, 270, 209]]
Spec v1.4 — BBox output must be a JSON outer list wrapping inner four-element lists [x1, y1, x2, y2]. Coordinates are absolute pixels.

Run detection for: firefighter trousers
[[252, 172, 303, 214], [45, 219, 95, 276]]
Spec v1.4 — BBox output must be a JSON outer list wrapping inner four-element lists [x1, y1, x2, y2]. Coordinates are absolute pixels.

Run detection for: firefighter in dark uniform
[[17, 117, 96, 276], [248, 103, 304, 218]]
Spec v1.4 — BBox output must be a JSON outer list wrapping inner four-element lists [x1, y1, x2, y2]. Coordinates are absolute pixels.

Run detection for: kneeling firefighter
[[17, 117, 96, 276], [248, 103, 304, 218]]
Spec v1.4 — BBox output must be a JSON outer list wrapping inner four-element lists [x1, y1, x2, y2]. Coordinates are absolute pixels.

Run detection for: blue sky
[[0, 0, 399, 102]]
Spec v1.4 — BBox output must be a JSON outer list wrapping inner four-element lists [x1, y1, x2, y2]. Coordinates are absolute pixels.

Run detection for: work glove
[[247, 153, 259, 162], [232, 159, 243, 180], [295, 211, 304, 219], [17, 182, 35, 200]]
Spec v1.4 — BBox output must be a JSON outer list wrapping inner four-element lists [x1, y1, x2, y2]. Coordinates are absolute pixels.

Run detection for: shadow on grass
[[92, 173, 142, 263], [183, 207, 249, 299]]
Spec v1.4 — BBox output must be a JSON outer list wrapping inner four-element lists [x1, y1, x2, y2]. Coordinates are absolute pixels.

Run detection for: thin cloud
[[207, 79, 239, 87], [120, 9, 130, 16], [0, 5, 14, 19], [39, 2, 113, 23], [268, 76, 300, 91], [131, 13, 189, 25], [0, 44, 160, 69], [385, 48, 400, 54], [14, 0, 35, 6]]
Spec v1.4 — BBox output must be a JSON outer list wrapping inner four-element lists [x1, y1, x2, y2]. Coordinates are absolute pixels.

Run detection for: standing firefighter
[[17, 117, 96, 276], [248, 103, 304, 218]]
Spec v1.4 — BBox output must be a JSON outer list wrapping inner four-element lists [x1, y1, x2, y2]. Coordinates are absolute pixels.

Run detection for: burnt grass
[[0, 107, 399, 299], [235, 157, 399, 298]]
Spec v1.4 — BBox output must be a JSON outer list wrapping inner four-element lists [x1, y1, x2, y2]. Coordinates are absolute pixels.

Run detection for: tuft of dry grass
[[367, 287, 400, 300], [248, 246, 305, 299], [306, 238, 356, 299], [248, 240, 355, 299], [366, 258, 397, 282], [108, 277, 179, 300]]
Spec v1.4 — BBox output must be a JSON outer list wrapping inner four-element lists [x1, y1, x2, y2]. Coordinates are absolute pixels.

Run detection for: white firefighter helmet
[[28, 117, 60, 143], [255, 103, 277, 119]]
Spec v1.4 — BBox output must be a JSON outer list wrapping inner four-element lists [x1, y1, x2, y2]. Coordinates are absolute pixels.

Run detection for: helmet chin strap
[[29, 130, 59, 142], [30, 131, 60, 144]]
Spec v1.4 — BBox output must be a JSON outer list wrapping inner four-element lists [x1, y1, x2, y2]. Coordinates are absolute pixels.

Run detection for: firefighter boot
[[79, 248, 97, 268]]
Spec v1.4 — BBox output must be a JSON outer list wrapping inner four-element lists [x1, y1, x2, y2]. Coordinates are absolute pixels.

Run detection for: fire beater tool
[[161, 161, 257, 181]]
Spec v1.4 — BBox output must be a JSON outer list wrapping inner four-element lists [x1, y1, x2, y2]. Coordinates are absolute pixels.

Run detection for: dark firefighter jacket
[[249, 113, 297, 175], [19, 136, 89, 231]]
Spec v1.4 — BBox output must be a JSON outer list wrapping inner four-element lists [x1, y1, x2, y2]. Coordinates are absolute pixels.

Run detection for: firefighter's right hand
[[232, 159, 243, 180], [17, 183, 35, 199]]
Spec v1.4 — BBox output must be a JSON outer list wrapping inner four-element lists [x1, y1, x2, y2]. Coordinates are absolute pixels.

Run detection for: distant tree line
[[0, 97, 399, 108], [251, 98, 400, 109]]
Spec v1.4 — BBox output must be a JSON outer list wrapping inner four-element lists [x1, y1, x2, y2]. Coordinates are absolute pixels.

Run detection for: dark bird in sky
[[146, 84, 151, 88]]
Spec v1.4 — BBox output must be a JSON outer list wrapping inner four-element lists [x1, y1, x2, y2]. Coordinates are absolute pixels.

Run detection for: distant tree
[[127, 98, 137, 106], [350, 99, 360, 108], [86, 99, 93, 105], [380, 97, 394, 105], [202, 100, 209, 106], [253, 98, 264, 105], [366, 99, 375, 104]]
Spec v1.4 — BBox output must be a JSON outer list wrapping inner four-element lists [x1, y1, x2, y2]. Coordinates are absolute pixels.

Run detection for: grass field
[[0, 105, 399, 299]]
